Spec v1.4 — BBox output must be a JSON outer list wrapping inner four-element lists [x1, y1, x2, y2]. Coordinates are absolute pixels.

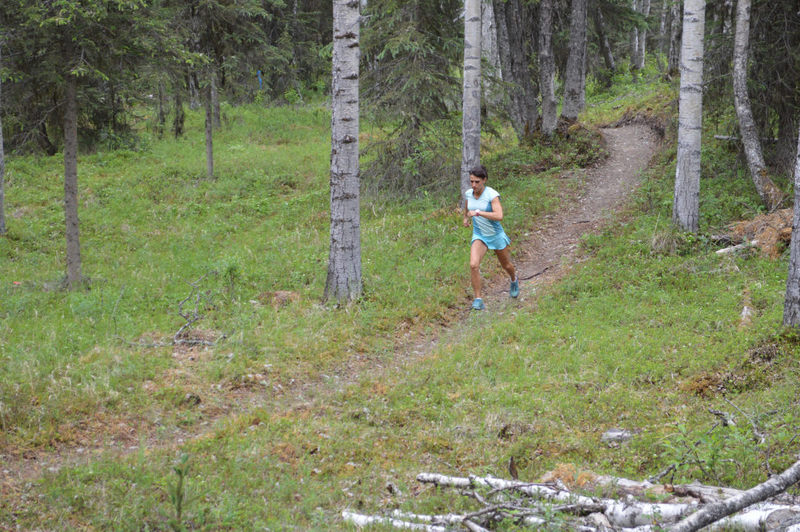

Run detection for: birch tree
[[636, 0, 651, 70], [672, 0, 705, 232], [732, 0, 783, 211], [539, 0, 557, 137], [783, 125, 800, 326], [461, 0, 482, 193], [560, 0, 588, 124], [325, 0, 362, 303]]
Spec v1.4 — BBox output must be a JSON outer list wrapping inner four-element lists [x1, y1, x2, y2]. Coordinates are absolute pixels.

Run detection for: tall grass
[[2, 72, 799, 529]]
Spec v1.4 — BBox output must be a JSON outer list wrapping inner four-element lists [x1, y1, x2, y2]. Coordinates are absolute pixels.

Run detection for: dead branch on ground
[[342, 460, 800, 531]]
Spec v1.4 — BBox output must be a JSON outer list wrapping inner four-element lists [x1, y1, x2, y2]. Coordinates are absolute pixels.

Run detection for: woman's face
[[469, 174, 486, 196]]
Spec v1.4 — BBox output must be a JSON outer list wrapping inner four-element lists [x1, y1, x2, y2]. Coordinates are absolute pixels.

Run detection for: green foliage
[[4, 75, 800, 529], [360, 0, 463, 193]]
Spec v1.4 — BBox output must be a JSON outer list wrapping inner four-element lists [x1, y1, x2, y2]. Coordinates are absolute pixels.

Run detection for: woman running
[[462, 164, 519, 310]]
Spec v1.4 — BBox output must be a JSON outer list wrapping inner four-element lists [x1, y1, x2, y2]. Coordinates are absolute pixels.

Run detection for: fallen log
[[669, 458, 800, 532]]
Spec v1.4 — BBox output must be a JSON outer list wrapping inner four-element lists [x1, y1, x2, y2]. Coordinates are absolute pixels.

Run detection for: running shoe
[[510, 278, 520, 298], [471, 298, 485, 311]]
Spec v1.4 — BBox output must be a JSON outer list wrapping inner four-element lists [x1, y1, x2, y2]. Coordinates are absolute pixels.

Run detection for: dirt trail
[[0, 124, 659, 500], [482, 124, 660, 307]]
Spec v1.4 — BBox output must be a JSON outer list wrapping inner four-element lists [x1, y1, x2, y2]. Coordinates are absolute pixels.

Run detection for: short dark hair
[[469, 164, 488, 180]]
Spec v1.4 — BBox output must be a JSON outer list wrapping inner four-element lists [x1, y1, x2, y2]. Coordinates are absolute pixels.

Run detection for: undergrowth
[[2, 69, 799, 530]]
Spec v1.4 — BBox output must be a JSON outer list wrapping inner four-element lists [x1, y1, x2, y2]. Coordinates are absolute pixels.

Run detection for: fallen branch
[[669, 457, 800, 532], [346, 461, 800, 531]]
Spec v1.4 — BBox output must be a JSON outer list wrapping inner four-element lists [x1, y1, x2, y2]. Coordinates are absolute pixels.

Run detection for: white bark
[[342, 511, 446, 531], [539, 0, 557, 136], [631, 0, 641, 72], [670, 459, 800, 532], [732, 0, 782, 211], [325, 0, 362, 303], [561, 0, 588, 123], [784, 125, 800, 326], [417, 473, 694, 527], [63, 74, 82, 287], [636, 0, 652, 70], [672, 0, 704, 232], [461, 0, 482, 193]]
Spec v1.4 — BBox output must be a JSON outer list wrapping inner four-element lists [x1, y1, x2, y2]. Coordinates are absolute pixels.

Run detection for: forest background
[[1, 0, 800, 529]]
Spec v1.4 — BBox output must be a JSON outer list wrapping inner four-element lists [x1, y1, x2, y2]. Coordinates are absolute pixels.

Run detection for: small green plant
[[167, 453, 192, 532]]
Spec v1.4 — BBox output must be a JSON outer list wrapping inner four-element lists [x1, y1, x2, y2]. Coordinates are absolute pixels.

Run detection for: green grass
[[2, 74, 800, 530]]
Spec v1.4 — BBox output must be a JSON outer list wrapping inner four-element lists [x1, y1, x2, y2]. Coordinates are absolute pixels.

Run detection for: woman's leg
[[494, 246, 517, 280], [470, 240, 489, 298]]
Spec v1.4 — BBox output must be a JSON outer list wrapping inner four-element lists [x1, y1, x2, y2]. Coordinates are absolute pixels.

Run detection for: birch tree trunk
[[325, 0, 362, 303], [560, 0, 588, 124], [204, 83, 214, 178], [672, 0, 705, 233], [783, 125, 800, 326], [670, 458, 800, 532], [63, 75, 82, 287], [0, 43, 6, 236], [668, 0, 682, 76], [732, 0, 783, 211], [461, 0, 482, 193], [636, 0, 651, 70], [630, 0, 641, 77], [492, 0, 538, 142], [594, 5, 616, 72], [539, 0, 557, 137]]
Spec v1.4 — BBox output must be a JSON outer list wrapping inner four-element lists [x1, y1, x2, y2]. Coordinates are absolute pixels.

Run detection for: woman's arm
[[472, 196, 504, 221], [463, 200, 471, 227]]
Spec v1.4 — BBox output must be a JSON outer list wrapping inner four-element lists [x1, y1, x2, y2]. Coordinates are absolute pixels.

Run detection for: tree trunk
[[63, 75, 82, 288], [539, 0, 557, 137], [325, 0, 362, 304], [461, 0, 482, 193], [204, 83, 214, 178], [594, 5, 616, 72], [188, 71, 200, 110], [775, 113, 799, 179], [211, 72, 221, 129], [173, 84, 185, 138], [783, 125, 800, 326], [670, 459, 800, 532], [630, 0, 641, 78], [659, 0, 668, 55], [156, 80, 166, 138], [636, 0, 651, 70], [668, 0, 681, 76], [0, 44, 6, 236], [560, 0, 588, 124], [672, 0, 705, 233], [732, 0, 782, 211], [481, 0, 502, 109], [493, 0, 538, 143]]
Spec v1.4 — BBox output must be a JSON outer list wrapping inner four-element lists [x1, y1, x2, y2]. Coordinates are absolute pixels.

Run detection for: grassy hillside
[[2, 72, 799, 529]]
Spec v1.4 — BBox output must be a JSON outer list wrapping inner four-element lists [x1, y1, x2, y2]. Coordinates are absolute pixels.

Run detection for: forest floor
[[0, 124, 660, 510]]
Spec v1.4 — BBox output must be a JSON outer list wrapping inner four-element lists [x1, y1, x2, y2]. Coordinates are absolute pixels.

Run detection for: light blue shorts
[[472, 232, 511, 250]]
